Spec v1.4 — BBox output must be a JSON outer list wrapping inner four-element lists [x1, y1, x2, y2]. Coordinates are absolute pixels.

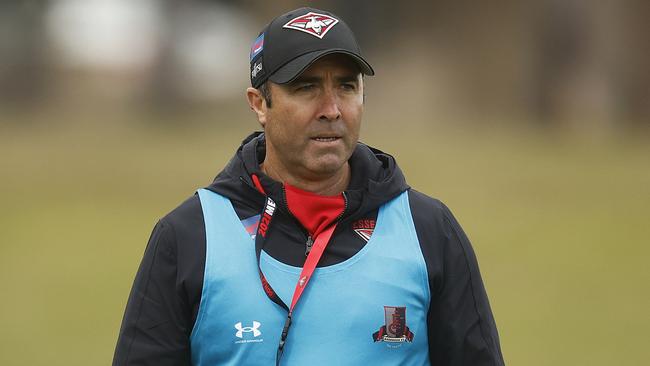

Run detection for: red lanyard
[[254, 196, 338, 365], [289, 223, 336, 310]]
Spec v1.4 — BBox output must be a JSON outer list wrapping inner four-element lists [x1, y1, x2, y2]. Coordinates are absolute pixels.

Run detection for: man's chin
[[304, 156, 348, 178]]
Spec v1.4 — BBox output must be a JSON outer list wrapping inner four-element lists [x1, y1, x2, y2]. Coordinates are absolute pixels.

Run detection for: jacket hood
[[207, 132, 409, 223]]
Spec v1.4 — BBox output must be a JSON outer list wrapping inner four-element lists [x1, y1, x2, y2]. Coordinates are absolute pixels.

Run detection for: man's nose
[[318, 88, 341, 122]]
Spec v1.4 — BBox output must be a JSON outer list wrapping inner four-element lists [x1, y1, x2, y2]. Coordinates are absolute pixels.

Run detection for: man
[[113, 7, 504, 366]]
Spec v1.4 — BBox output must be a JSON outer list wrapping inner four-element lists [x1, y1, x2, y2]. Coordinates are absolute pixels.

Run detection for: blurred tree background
[[0, 0, 648, 365]]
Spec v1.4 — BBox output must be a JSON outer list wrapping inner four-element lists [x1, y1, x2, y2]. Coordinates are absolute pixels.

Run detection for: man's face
[[261, 54, 364, 180]]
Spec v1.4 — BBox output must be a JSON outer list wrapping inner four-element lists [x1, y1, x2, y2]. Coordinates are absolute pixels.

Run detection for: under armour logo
[[234, 321, 262, 338]]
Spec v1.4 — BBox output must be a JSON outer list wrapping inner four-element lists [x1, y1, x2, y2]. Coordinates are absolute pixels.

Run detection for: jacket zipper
[[304, 191, 348, 256], [280, 185, 312, 255], [304, 236, 314, 256], [337, 191, 349, 223]]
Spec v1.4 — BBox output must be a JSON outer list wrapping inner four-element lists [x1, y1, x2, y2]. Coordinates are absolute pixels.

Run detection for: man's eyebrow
[[336, 75, 360, 83]]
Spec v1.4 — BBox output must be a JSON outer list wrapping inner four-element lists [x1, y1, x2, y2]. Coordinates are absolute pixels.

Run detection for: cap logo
[[250, 33, 264, 60], [251, 61, 262, 78], [283, 12, 339, 39]]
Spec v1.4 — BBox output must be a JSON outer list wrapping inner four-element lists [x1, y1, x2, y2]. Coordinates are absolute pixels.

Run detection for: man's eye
[[296, 84, 315, 91], [341, 83, 356, 91]]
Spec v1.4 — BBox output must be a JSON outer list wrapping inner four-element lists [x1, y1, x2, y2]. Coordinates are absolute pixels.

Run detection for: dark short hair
[[258, 82, 272, 108]]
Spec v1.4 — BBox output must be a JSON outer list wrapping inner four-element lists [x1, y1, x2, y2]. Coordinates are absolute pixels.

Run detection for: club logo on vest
[[234, 321, 264, 344], [352, 218, 375, 242], [283, 12, 339, 39], [372, 306, 414, 348]]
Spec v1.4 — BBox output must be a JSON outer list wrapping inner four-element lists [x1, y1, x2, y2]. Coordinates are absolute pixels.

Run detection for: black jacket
[[113, 132, 505, 365]]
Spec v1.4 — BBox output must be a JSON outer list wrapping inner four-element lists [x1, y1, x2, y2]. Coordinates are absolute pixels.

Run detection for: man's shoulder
[[407, 188, 452, 224], [158, 188, 258, 237], [159, 193, 204, 240]]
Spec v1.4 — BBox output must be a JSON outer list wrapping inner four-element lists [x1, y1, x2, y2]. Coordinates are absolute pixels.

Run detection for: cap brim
[[268, 49, 375, 85]]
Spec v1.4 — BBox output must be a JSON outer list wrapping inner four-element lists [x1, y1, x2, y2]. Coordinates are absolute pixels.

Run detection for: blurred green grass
[[1, 117, 649, 365]]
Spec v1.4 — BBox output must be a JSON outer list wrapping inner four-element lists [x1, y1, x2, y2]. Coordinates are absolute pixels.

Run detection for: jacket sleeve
[[113, 219, 192, 366], [408, 190, 504, 365], [427, 204, 505, 365]]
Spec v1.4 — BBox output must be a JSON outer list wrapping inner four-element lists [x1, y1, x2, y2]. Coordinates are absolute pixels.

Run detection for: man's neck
[[260, 161, 350, 196]]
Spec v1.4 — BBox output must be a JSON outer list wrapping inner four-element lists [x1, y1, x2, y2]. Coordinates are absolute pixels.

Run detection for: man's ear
[[246, 87, 267, 127]]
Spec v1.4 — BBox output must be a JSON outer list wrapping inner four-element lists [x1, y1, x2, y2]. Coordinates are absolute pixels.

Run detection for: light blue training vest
[[191, 189, 431, 365]]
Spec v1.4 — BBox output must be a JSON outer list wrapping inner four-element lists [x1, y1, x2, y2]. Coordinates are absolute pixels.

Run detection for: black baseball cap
[[249, 7, 374, 88]]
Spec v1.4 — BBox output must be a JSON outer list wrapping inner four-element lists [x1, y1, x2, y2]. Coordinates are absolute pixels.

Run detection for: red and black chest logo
[[352, 218, 375, 242], [372, 306, 414, 344]]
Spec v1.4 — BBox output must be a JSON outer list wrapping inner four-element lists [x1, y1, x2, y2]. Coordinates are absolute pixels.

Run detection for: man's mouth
[[311, 136, 340, 142]]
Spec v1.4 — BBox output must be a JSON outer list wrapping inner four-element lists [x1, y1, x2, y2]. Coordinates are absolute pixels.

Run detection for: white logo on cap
[[283, 12, 339, 39], [251, 62, 262, 78]]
